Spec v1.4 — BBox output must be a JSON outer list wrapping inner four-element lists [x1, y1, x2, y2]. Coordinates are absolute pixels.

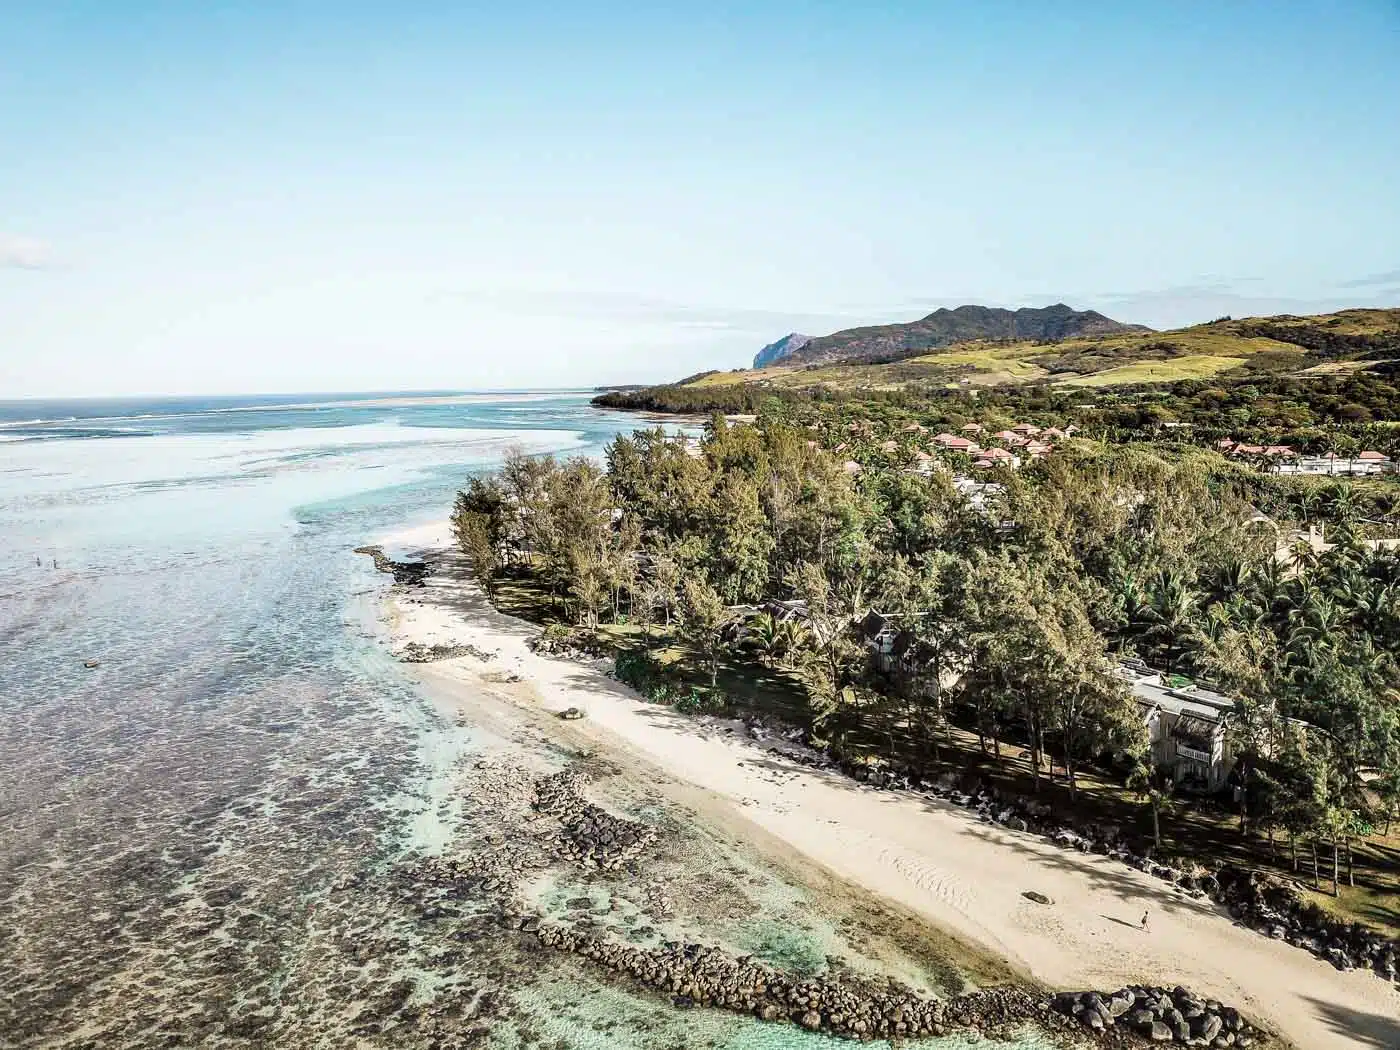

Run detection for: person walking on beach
[[1140, 910, 1150, 932]]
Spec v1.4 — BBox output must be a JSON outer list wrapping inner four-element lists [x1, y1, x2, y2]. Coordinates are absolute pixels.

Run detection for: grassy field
[[687, 366, 799, 387], [1057, 354, 1248, 387]]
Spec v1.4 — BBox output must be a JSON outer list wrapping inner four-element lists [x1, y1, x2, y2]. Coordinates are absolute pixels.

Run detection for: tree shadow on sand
[[1301, 996, 1400, 1049]]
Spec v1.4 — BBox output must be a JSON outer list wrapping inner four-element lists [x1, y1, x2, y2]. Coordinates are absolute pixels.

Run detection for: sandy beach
[[380, 520, 1400, 1050]]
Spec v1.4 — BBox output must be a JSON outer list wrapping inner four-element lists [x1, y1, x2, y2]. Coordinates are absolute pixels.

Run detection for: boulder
[[1125, 1008, 1156, 1030], [1022, 891, 1054, 905], [1194, 1012, 1224, 1042], [558, 707, 586, 720]]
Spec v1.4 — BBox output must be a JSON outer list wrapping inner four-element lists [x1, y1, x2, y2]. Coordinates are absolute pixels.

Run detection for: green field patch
[[1057, 354, 1248, 387]]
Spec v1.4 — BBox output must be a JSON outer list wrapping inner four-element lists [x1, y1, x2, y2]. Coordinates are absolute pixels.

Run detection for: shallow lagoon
[[0, 393, 1063, 1049]]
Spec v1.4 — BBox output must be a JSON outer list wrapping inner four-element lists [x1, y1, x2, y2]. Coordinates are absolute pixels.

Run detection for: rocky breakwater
[[354, 544, 430, 586], [1053, 986, 1259, 1047], [528, 924, 1065, 1043], [401, 759, 1268, 1048]]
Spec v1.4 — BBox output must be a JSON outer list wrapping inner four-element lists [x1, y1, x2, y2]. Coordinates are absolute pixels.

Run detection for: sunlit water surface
[[0, 393, 1056, 1050]]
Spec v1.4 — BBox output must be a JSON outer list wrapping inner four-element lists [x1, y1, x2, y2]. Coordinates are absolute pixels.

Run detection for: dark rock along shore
[[728, 713, 1399, 991], [408, 753, 1267, 1048]]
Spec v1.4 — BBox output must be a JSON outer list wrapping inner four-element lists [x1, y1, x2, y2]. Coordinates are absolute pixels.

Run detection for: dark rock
[[1195, 1012, 1224, 1042], [1022, 891, 1053, 906]]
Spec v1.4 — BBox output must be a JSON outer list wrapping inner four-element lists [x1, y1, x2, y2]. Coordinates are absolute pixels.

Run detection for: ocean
[[0, 392, 1057, 1050]]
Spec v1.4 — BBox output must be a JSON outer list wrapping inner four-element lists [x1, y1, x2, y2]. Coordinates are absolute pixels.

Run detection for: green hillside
[[677, 308, 1400, 396]]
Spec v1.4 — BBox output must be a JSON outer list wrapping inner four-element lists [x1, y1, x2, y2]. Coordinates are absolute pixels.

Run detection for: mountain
[[592, 308, 1400, 413], [753, 332, 811, 368], [775, 303, 1149, 367]]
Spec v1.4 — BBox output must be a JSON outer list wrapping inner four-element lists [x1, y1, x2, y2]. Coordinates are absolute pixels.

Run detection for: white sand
[[380, 521, 1400, 1050]]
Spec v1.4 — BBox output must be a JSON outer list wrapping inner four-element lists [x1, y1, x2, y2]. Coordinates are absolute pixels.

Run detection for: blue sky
[[2, 1, 1398, 396]]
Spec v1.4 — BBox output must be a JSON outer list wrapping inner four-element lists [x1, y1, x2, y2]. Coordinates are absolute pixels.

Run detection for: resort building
[[1270, 452, 1395, 477], [933, 433, 980, 454], [1115, 660, 1238, 793]]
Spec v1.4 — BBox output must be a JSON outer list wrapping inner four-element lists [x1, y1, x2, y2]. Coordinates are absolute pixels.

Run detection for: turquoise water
[[0, 392, 1056, 1049]]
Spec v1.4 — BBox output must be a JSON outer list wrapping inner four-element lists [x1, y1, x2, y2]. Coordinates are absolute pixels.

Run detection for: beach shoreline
[[375, 519, 1400, 1050]]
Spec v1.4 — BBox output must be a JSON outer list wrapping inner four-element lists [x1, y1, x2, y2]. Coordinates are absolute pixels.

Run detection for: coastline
[[376, 520, 1400, 1050]]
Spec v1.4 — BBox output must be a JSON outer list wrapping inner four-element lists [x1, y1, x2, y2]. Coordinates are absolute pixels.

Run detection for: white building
[[1271, 452, 1394, 477], [1115, 660, 1238, 792]]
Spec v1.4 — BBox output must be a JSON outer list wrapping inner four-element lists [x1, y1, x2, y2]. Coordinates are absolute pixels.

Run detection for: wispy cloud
[[1337, 268, 1400, 289], [0, 232, 54, 270]]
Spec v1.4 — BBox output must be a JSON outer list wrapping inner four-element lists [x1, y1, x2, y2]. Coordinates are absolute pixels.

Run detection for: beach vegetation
[[452, 409, 1400, 931]]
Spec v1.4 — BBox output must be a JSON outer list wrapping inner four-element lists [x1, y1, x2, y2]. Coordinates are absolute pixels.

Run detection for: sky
[[2, 1, 1398, 397]]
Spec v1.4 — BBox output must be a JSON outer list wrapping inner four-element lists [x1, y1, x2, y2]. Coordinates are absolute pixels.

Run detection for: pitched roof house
[[1114, 660, 1239, 792], [933, 433, 979, 452]]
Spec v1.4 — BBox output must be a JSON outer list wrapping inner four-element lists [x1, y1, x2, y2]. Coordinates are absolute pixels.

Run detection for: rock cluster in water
[[403, 758, 1271, 1048], [354, 545, 429, 585], [1053, 986, 1258, 1046], [532, 769, 658, 869], [527, 923, 1065, 1043]]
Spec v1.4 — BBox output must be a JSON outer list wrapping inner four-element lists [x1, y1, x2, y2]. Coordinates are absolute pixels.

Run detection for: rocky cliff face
[[767, 304, 1148, 366], [753, 332, 811, 368]]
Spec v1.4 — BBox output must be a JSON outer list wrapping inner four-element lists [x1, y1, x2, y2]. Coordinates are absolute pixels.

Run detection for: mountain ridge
[[768, 303, 1149, 367], [753, 332, 811, 368]]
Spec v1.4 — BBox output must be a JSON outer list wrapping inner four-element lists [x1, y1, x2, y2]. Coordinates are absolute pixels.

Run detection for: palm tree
[[775, 619, 810, 668], [1250, 555, 1289, 616], [747, 611, 780, 666], [1284, 592, 1346, 670], [1324, 482, 1359, 524], [1110, 570, 1151, 639], [1207, 557, 1253, 607], [1288, 536, 1322, 576], [1142, 569, 1201, 671]]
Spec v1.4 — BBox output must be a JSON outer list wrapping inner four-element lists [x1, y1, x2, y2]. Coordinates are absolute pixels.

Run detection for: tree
[[747, 612, 781, 667], [680, 576, 730, 688], [706, 469, 775, 603], [1127, 753, 1174, 850], [785, 560, 866, 724], [453, 509, 500, 594]]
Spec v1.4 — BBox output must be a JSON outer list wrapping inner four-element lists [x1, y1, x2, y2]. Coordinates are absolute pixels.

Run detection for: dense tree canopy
[[455, 415, 1400, 892]]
